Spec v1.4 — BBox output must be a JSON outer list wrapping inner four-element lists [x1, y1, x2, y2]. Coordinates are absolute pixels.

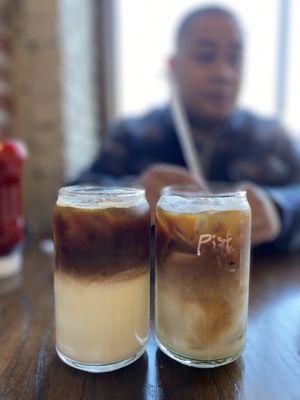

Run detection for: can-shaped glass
[[53, 186, 150, 372], [155, 189, 251, 367]]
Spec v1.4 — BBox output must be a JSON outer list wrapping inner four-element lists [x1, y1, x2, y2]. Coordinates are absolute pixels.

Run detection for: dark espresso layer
[[53, 203, 150, 278]]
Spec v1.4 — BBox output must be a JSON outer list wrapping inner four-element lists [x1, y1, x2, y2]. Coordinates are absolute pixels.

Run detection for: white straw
[[168, 69, 204, 181]]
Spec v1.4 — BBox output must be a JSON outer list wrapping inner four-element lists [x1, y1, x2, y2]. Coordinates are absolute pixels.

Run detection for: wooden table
[[0, 242, 300, 400]]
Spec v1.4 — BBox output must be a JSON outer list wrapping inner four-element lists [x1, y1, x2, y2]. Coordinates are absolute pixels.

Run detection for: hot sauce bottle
[[0, 139, 27, 277]]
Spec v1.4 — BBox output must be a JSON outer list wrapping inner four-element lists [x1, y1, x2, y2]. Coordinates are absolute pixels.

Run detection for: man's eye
[[193, 52, 216, 63], [229, 53, 242, 66]]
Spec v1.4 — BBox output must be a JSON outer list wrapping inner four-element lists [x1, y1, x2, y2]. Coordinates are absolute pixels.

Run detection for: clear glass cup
[[155, 188, 251, 368], [53, 186, 150, 372]]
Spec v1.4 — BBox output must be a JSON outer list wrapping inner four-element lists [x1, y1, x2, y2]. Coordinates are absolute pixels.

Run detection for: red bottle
[[0, 139, 27, 257]]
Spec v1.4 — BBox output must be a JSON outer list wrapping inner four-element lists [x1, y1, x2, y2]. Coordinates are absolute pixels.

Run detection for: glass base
[[56, 345, 146, 373], [156, 336, 242, 368]]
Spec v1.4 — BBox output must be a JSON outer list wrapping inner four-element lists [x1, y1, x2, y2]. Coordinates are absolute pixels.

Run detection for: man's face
[[172, 14, 243, 121]]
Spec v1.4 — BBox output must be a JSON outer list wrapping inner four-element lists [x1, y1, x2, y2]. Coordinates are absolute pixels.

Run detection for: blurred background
[[0, 0, 299, 236]]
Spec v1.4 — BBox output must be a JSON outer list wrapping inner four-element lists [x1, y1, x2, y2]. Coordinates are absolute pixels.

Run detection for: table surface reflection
[[0, 242, 300, 400]]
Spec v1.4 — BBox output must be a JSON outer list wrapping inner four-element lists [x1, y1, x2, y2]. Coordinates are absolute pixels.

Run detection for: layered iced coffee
[[155, 191, 251, 367], [53, 186, 150, 372]]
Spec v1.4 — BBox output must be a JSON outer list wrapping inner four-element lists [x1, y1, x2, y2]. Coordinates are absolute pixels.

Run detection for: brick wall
[[9, 0, 64, 235]]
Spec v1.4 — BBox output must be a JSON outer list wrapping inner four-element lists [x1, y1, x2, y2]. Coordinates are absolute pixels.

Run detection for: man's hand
[[139, 163, 207, 216], [241, 183, 282, 246]]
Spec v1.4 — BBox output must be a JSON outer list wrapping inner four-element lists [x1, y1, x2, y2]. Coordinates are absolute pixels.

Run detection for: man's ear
[[167, 55, 178, 76]]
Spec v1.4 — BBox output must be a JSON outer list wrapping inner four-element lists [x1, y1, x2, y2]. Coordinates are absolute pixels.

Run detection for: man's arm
[[257, 128, 300, 252], [72, 121, 137, 186], [72, 107, 180, 187], [262, 184, 300, 252]]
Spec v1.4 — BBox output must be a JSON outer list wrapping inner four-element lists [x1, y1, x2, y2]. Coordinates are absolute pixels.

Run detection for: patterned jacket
[[76, 106, 300, 252]]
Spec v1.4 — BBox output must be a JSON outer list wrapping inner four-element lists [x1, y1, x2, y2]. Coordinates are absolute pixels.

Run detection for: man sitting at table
[[74, 6, 300, 252]]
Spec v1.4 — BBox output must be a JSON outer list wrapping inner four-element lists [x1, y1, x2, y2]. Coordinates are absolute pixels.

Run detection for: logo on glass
[[197, 231, 233, 256]]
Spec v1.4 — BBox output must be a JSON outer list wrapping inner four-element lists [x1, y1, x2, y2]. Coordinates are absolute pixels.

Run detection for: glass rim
[[59, 185, 145, 198], [57, 185, 146, 208], [161, 185, 246, 199]]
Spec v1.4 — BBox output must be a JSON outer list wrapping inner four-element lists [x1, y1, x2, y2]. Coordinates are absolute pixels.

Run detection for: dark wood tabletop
[[0, 241, 300, 400]]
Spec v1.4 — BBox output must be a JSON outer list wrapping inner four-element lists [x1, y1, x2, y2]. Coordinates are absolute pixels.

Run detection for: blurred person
[[74, 5, 300, 252]]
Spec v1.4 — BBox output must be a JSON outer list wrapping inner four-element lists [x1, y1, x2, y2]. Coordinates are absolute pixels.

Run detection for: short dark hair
[[176, 5, 241, 46]]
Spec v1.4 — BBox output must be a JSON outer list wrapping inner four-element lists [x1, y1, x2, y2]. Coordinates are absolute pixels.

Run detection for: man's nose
[[212, 58, 236, 83]]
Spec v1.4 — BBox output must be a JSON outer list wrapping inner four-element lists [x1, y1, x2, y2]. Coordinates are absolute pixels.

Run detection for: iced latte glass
[[155, 189, 251, 367], [53, 186, 150, 372]]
